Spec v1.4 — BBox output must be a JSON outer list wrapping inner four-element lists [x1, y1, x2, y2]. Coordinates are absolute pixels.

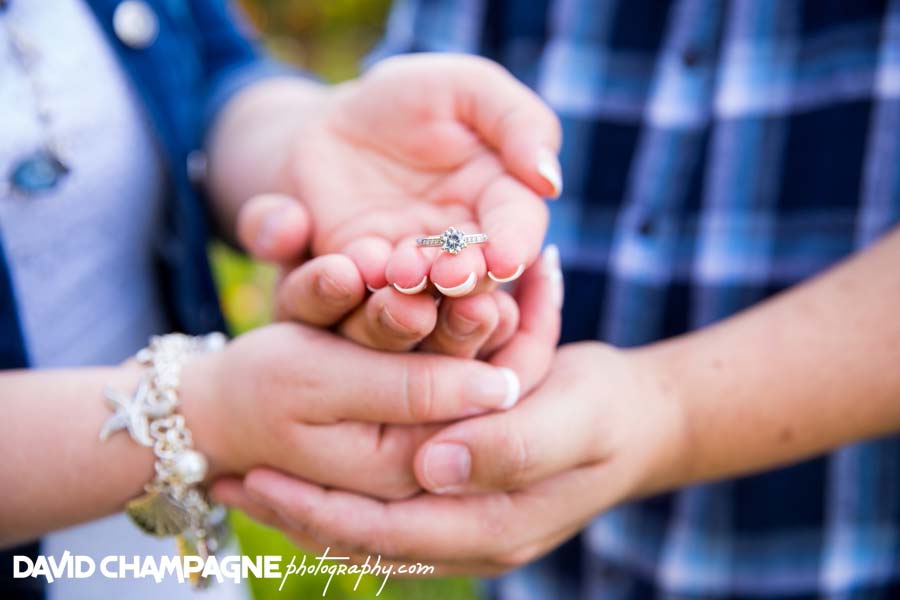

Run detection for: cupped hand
[[180, 321, 516, 501], [238, 53, 562, 295], [269, 245, 563, 392], [213, 341, 688, 576], [184, 248, 561, 502]]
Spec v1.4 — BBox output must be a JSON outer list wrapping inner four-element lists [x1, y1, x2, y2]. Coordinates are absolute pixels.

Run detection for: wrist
[[622, 342, 692, 499], [179, 351, 230, 481], [207, 77, 330, 200], [206, 77, 334, 234]]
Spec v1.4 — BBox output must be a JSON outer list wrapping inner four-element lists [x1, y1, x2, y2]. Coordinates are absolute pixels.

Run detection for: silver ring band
[[416, 227, 488, 255], [416, 234, 488, 246]]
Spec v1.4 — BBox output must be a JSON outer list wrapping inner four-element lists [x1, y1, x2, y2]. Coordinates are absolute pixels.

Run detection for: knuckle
[[491, 425, 532, 488], [369, 429, 421, 500], [477, 497, 513, 539], [493, 109, 520, 144], [402, 360, 437, 422]]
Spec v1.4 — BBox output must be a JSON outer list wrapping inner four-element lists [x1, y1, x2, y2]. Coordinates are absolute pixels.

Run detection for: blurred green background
[[210, 1, 480, 598]]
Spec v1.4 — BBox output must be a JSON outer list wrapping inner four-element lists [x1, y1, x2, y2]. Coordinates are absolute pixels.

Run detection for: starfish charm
[[99, 375, 154, 446]]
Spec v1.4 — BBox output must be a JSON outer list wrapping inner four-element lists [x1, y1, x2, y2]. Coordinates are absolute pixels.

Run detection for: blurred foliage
[[210, 2, 481, 599], [239, 0, 393, 81]]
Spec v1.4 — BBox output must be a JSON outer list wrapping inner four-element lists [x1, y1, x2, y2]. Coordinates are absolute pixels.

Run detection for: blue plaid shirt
[[372, 1, 900, 598]]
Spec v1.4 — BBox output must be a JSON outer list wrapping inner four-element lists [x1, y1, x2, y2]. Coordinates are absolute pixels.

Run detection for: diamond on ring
[[441, 227, 467, 255], [416, 227, 488, 255]]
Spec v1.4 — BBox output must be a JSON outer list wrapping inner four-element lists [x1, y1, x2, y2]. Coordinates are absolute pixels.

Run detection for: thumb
[[412, 377, 592, 495], [236, 193, 312, 263]]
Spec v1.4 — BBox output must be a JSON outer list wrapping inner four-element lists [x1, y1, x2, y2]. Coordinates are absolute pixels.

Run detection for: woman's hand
[[268, 251, 522, 356], [179, 322, 521, 501], [218, 53, 562, 296], [188, 247, 560, 505], [212, 341, 687, 575]]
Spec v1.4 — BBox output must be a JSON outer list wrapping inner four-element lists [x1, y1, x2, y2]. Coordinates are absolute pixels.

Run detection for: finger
[[242, 468, 596, 574], [316, 203, 472, 255], [237, 193, 312, 263], [477, 175, 549, 285], [413, 383, 591, 494], [428, 223, 488, 297], [286, 327, 522, 422], [451, 57, 563, 198], [212, 479, 332, 554], [338, 287, 438, 352], [282, 422, 438, 501], [243, 466, 596, 563], [275, 254, 366, 326], [420, 293, 500, 358], [488, 244, 563, 392], [210, 477, 285, 530], [385, 237, 436, 295], [477, 290, 519, 358], [243, 468, 511, 561], [341, 236, 392, 292]]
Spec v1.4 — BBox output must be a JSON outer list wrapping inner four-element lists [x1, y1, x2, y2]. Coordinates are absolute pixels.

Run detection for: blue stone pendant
[[9, 148, 69, 195]]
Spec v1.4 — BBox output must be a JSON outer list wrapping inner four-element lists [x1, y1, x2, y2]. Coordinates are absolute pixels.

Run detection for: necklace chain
[[1, 2, 70, 197]]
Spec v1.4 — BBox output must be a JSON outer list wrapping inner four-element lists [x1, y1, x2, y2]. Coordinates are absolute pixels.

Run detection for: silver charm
[[99, 332, 227, 589], [99, 375, 155, 446], [125, 488, 191, 536]]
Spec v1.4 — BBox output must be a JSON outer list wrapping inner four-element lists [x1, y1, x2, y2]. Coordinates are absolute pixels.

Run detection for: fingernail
[[366, 283, 385, 293], [255, 212, 283, 254], [487, 264, 524, 284], [316, 272, 351, 301], [542, 244, 564, 308], [379, 304, 416, 337], [465, 367, 520, 411], [537, 148, 563, 197], [393, 275, 428, 295], [422, 443, 471, 493], [434, 272, 477, 297], [446, 309, 481, 337]]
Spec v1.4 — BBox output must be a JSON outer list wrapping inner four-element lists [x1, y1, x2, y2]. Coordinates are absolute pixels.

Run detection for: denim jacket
[[0, 0, 285, 370], [0, 3, 281, 595]]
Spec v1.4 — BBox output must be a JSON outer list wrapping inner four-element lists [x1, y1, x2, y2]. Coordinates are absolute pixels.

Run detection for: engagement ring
[[416, 227, 488, 255]]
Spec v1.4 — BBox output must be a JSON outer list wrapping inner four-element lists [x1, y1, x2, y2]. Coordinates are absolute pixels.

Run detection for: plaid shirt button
[[680, 46, 704, 67], [637, 217, 655, 236]]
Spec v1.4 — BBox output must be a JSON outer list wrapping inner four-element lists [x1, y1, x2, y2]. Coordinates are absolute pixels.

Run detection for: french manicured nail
[[465, 367, 520, 411], [393, 275, 428, 295], [366, 283, 385, 293], [423, 442, 471, 493], [255, 212, 284, 254], [434, 272, 477, 297], [487, 264, 524, 284], [542, 244, 564, 308], [537, 148, 563, 197]]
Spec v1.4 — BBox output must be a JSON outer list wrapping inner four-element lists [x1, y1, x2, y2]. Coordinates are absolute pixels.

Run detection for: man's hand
[[179, 322, 521, 501], [210, 341, 685, 575], [217, 227, 900, 575]]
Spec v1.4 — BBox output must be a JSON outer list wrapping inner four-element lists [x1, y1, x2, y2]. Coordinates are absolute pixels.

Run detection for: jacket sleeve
[[186, 0, 303, 133]]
